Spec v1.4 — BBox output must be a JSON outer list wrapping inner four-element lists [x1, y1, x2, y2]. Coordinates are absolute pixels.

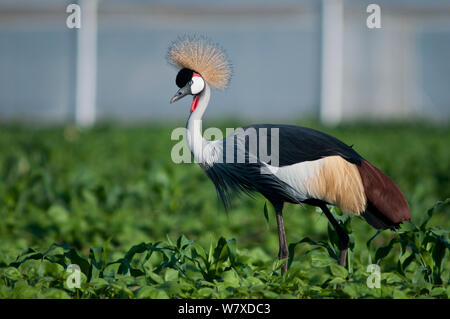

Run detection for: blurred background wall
[[0, 0, 449, 124]]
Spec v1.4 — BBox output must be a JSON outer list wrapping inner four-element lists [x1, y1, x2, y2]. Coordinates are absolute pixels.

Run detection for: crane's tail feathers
[[357, 160, 410, 230]]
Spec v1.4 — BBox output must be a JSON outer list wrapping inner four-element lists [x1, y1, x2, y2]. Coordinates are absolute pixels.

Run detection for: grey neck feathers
[[186, 83, 211, 164]]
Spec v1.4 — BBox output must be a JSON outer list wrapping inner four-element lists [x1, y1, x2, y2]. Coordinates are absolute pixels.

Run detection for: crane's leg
[[274, 203, 288, 275], [319, 204, 349, 267]]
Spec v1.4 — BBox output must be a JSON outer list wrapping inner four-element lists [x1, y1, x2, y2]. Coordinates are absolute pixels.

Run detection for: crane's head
[[169, 68, 205, 111], [167, 35, 231, 111]]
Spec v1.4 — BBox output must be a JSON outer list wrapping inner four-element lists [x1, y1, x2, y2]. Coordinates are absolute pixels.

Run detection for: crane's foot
[[278, 251, 289, 275], [339, 248, 348, 267], [320, 203, 349, 269], [275, 204, 289, 276], [281, 261, 288, 275]]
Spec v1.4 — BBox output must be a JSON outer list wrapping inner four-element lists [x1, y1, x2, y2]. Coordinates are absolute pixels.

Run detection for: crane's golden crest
[[168, 35, 232, 89]]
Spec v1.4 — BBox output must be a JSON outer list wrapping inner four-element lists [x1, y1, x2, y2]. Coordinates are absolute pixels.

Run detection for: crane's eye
[[190, 76, 205, 95]]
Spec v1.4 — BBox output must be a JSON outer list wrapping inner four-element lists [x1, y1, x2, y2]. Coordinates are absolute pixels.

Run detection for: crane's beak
[[170, 84, 191, 104]]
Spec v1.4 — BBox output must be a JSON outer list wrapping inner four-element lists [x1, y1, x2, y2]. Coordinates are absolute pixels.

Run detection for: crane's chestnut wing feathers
[[358, 160, 410, 229]]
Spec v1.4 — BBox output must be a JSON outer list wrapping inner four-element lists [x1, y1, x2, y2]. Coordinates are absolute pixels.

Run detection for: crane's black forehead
[[176, 68, 195, 88]]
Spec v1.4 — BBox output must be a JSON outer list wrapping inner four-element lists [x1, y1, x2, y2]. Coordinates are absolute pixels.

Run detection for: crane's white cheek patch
[[191, 77, 205, 95]]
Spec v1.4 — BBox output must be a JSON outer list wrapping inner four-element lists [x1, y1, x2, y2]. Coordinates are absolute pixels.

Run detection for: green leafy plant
[[0, 124, 448, 298]]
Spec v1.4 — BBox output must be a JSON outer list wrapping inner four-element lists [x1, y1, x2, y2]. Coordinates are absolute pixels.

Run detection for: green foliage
[[0, 123, 448, 298], [1, 215, 448, 299], [263, 202, 270, 228], [374, 199, 450, 286]]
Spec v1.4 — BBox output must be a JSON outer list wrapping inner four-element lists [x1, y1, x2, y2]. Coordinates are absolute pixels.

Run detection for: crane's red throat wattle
[[190, 95, 200, 113]]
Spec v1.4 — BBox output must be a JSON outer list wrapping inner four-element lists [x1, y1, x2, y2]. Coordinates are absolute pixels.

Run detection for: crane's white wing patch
[[269, 156, 366, 214], [266, 158, 323, 201]]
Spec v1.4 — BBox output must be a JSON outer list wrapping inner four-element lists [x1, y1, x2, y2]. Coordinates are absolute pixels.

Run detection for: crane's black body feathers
[[204, 124, 364, 210], [204, 161, 301, 211], [242, 124, 363, 167], [203, 123, 410, 231]]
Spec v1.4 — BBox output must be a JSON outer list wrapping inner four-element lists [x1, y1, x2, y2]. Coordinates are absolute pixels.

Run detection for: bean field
[[0, 121, 449, 299]]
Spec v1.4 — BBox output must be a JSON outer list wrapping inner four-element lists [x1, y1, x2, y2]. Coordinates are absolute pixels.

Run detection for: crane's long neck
[[186, 82, 211, 164]]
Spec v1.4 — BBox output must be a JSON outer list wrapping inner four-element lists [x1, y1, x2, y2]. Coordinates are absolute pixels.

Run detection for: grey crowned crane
[[168, 35, 410, 274]]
